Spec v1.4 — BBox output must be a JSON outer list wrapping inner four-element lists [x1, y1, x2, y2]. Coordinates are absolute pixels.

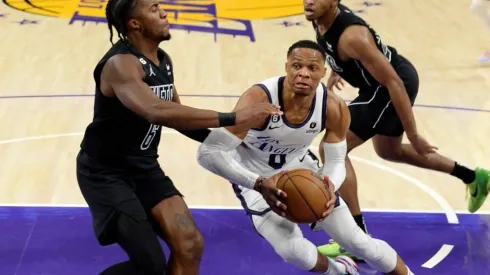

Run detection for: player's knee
[[273, 237, 318, 271], [343, 234, 397, 273], [374, 146, 403, 161], [172, 229, 204, 264]]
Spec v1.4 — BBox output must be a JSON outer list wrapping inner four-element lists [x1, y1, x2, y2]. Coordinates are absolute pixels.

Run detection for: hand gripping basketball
[[319, 175, 337, 221], [258, 170, 289, 217]]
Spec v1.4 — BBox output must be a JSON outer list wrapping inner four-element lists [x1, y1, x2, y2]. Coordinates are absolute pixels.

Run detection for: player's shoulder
[[245, 75, 283, 103], [103, 54, 145, 80], [325, 88, 349, 122]]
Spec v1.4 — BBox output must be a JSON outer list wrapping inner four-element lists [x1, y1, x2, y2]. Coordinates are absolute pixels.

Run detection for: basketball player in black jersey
[[303, 0, 490, 260], [76, 0, 281, 274]]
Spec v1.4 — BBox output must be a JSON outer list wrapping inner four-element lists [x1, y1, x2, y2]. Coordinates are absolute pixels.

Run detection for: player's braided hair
[[105, 0, 137, 45]]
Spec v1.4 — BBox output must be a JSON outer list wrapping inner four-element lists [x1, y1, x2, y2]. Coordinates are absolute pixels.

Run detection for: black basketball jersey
[[314, 4, 401, 90], [80, 39, 174, 169]]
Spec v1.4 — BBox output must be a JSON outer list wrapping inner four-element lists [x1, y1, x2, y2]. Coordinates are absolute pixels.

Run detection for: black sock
[[450, 162, 475, 184], [353, 214, 368, 234], [99, 261, 137, 275]]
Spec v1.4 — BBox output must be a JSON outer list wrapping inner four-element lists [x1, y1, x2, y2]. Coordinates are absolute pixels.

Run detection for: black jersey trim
[[320, 83, 327, 132]]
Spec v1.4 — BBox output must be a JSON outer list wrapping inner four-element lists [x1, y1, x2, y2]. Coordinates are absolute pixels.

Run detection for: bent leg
[[317, 198, 410, 275], [100, 212, 167, 275], [150, 195, 204, 275], [134, 167, 204, 275], [372, 134, 457, 174], [251, 210, 358, 274], [372, 133, 490, 213]]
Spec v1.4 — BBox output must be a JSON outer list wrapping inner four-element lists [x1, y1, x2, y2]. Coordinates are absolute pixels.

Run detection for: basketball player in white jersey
[[196, 40, 414, 275], [471, 0, 490, 62]]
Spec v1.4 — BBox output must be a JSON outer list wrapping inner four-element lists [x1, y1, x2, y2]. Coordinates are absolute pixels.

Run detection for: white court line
[[0, 132, 460, 270], [310, 146, 459, 225], [421, 244, 454, 269], [0, 134, 462, 223], [0, 130, 178, 145], [0, 203, 488, 215]]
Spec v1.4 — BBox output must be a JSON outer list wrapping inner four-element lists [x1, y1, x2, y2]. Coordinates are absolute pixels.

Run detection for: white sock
[[407, 266, 414, 275], [321, 257, 346, 275]]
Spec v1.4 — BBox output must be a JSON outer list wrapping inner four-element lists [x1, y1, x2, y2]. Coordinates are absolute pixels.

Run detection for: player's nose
[[160, 9, 167, 19]]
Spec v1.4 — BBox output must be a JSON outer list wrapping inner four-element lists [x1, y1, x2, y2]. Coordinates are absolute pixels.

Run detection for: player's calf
[[150, 197, 204, 275]]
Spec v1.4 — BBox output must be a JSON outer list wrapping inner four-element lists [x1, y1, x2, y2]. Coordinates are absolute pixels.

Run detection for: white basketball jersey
[[232, 76, 327, 178]]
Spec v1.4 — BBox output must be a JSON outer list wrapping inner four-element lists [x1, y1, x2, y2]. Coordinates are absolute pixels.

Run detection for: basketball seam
[[296, 174, 330, 203], [292, 175, 330, 202], [287, 174, 321, 220]]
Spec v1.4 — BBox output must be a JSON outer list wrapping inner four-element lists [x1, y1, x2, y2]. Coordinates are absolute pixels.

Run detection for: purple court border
[[0, 94, 490, 113]]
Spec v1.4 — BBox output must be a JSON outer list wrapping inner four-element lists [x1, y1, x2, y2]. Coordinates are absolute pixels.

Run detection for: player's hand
[[326, 73, 344, 92], [320, 175, 337, 220], [257, 171, 289, 217], [407, 133, 438, 158], [235, 103, 282, 127]]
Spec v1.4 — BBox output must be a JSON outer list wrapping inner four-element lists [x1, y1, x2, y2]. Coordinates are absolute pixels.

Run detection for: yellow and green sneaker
[[317, 239, 364, 262], [467, 168, 490, 213]]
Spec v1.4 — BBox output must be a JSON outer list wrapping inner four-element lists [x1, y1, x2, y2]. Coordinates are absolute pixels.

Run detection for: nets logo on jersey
[[4, 0, 303, 42]]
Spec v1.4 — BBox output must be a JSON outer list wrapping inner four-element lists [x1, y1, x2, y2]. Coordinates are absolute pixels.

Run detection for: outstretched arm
[[339, 26, 417, 137], [196, 85, 271, 190], [319, 91, 351, 191], [171, 86, 211, 143], [101, 54, 279, 130]]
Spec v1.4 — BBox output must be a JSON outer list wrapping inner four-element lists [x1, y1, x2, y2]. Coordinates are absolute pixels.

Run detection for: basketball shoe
[[318, 240, 364, 262], [467, 167, 490, 213], [334, 255, 360, 275]]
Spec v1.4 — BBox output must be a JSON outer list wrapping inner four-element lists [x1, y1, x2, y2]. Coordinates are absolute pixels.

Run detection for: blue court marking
[[1, 93, 490, 113], [0, 206, 489, 275]]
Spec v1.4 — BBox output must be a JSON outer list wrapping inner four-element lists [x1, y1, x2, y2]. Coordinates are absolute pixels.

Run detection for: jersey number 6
[[141, 124, 160, 150]]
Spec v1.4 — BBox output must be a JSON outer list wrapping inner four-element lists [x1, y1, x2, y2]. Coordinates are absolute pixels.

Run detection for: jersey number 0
[[141, 124, 160, 150], [268, 153, 287, 169]]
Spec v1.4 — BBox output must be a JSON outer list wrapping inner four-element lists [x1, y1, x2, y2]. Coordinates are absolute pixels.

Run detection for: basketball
[[276, 168, 331, 224]]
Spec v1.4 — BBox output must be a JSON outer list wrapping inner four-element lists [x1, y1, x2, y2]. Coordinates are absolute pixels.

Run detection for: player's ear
[[128, 19, 140, 31]]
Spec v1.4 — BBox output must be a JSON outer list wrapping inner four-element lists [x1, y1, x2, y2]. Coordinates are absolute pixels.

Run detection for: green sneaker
[[467, 168, 490, 213], [317, 239, 364, 262]]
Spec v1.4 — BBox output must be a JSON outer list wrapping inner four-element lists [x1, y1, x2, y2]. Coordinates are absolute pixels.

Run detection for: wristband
[[218, 112, 236, 127], [256, 177, 267, 193]]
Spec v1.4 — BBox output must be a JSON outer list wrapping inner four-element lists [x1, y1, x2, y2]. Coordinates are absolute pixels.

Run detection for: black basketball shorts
[[348, 55, 419, 141], [76, 150, 182, 246]]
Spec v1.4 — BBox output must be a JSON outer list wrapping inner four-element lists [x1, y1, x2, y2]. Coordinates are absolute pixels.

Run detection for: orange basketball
[[276, 168, 331, 224]]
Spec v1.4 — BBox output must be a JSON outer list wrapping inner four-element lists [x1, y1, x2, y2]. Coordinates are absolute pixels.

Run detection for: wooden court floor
[[1, 0, 490, 218]]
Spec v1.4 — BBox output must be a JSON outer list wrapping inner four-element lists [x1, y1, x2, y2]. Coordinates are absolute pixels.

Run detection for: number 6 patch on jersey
[[141, 124, 160, 150]]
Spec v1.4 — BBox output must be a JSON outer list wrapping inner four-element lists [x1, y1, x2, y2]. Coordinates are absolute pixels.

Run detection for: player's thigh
[[76, 150, 148, 245], [347, 95, 378, 144], [374, 56, 419, 138], [133, 167, 203, 253]]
